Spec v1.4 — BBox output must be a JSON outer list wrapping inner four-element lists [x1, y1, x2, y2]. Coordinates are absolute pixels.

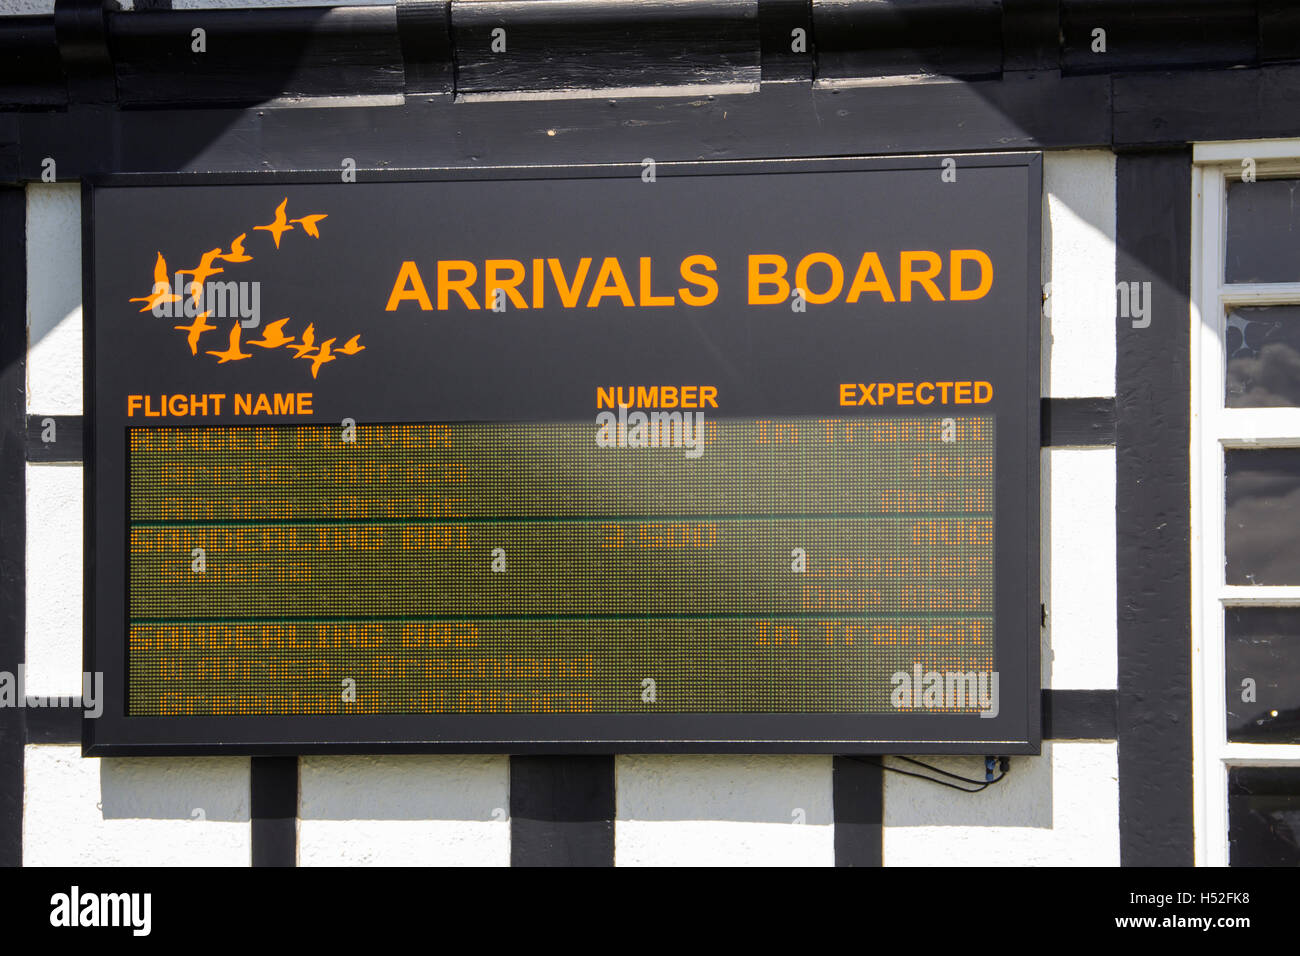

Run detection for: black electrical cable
[[850, 755, 1009, 793], [894, 755, 1002, 785]]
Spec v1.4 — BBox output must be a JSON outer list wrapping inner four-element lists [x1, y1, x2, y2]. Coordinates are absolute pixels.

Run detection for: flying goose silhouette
[[206, 322, 252, 364]]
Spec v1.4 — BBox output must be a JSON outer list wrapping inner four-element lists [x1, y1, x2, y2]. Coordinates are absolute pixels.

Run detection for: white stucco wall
[[0, 1, 57, 15], [1039, 151, 1118, 692], [1042, 150, 1117, 398], [23, 747, 251, 866], [615, 755, 834, 866], [25, 185, 86, 698], [26, 184, 81, 416], [24, 462, 82, 698], [1043, 447, 1117, 689], [18, 146, 1120, 866], [882, 743, 1120, 866], [298, 755, 510, 866]]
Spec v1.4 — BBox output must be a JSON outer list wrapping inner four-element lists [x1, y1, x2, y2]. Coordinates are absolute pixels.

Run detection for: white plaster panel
[[24, 463, 84, 697], [1042, 150, 1116, 398], [615, 755, 833, 866], [882, 742, 1119, 866], [26, 183, 83, 415], [0, 1, 57, 14], [23, 747, 251, 866], [298, 755, 510, 866], [1042, 447, 1117, 689]]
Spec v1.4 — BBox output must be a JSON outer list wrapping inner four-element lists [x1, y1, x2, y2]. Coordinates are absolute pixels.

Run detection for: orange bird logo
[[290, 213, 328, 238], [304, 338, 337, 379], [173, 310, 217, 356], [177, 248, 225, 302], [247, 317, 295, 349], [148, 203, 351, 377], [129, 252, 181, 313], [336, 334, 365, 355], [218, 233, 253, 263], [254, 199, 294, 248], [287, 322, 316, 358], [206, 322, 252, 364]]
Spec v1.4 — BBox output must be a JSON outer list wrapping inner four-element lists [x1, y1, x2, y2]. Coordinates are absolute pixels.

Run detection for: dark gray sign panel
[[85, 155, 1041, 754]]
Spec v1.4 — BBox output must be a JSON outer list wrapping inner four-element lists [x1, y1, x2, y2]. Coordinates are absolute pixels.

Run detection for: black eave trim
[[451, 0, 760, 96], [1115, 150, 1194, 867]]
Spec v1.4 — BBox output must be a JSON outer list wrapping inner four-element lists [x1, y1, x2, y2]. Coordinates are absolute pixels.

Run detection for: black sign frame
[[84, 154, 1041, 755]]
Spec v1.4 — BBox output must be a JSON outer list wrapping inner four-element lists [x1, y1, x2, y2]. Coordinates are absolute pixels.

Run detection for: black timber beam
[[0, 186, 25, 868], [1115, 150, 1194, 866], [0, 1, 1297, 110], [7, 74, 1112, 182], [55, 0, 120, 105], [1060, 0, 1258, 76], [451, 0, 762, 95], [0, 3, 1292, 178]]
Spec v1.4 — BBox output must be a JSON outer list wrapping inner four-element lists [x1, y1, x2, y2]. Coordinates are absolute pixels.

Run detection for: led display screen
[[87, 156, 1040, 753]]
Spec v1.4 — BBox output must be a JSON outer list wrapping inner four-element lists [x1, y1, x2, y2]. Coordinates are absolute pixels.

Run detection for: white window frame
[[1192, 142, 1300, 868]]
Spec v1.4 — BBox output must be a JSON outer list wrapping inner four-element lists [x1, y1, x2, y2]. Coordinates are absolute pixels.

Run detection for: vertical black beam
[[54, 0, 118, 105], [250, 755, 298, 867], [759, 0, 813, 83], [0, 185, 26, 867], [832, 756, 882, 866], [1115, 150, 1194, 866], [396, 0, 453, 96], [510, 755, 614, 867]]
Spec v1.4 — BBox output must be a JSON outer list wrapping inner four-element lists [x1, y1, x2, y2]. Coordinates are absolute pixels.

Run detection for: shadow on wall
[[100, 755, 510, 823], [26, 183, 81, 352], [99, 756, 250, 822], [96, 750, 1054, 829], [297, 755, 509, 821], [1039, 150, 1118, 399], [615, 755, 834, 825], [883, 750, 1053, 829], [47, 9, 1124, 839]]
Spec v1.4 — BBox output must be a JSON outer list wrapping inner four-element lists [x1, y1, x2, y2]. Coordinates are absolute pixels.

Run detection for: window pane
[[1226, 448, 1300, 585], [1226, 177, 1300, 283], [1229, 767, 1300, 866], [1226, 306, 1300, 407], [1225, 607, 1300, 742]]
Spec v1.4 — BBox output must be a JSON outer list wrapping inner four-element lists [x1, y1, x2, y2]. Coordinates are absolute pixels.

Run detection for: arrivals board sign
[[85, 156, 1041, 754]]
